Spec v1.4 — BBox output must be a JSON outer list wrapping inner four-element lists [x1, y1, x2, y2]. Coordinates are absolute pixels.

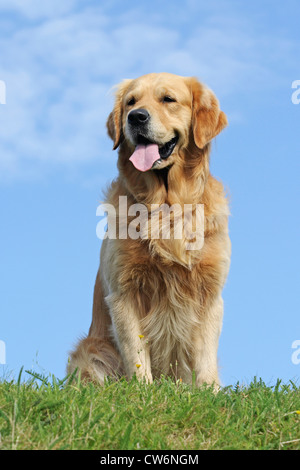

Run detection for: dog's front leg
[[192, 296, 224, 390], [106, 293, 153, 383]]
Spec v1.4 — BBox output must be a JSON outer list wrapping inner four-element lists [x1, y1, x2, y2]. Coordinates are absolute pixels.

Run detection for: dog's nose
[[128, 109, 150, 126]]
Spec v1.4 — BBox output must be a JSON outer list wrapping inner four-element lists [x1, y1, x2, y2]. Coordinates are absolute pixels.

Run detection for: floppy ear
[[106, 79, 133, 150], [190, 78, 228, 149]]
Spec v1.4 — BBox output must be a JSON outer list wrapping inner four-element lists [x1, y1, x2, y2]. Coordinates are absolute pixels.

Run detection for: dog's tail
[[67, 336, 124, 384]]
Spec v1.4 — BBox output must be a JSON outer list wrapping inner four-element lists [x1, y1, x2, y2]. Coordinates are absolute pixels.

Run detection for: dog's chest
[[132, 263, 201, 341]]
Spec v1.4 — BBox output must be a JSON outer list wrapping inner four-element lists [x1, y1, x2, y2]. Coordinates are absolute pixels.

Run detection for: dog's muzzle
[[127, 109, 178, 172]]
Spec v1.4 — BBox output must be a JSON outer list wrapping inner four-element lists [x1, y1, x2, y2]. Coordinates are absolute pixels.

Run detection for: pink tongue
[[129, 143, 160, 172]]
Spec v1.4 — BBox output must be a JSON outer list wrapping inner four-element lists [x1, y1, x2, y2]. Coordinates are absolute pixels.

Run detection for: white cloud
[[0, 0, 78, 19], [0, 1, 298, 183]]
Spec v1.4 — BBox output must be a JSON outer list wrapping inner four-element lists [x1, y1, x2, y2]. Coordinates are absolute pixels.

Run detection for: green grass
[[0, 368, 299, 450]]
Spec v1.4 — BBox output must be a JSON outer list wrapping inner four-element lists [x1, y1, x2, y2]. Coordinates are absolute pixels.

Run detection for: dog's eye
[[127, 97, 136, 106], [163, 96, 176, 103]]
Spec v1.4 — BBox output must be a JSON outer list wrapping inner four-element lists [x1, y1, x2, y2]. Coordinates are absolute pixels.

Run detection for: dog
[[68, 73, 231, 388]]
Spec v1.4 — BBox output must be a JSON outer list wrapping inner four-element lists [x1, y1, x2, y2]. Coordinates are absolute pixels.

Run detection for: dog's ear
[[106, 79, 133, 150], [189, 77, 228, 149]]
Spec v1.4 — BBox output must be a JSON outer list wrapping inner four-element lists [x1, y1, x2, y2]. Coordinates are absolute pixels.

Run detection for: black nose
[[128, 108, 150, 126]]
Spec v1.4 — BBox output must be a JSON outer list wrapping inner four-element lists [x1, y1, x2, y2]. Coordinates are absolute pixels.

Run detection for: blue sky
[[0, 0, 299, 386]]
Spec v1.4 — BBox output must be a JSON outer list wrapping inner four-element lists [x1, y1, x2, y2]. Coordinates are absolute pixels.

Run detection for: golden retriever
[[68, 73, 231, 388]]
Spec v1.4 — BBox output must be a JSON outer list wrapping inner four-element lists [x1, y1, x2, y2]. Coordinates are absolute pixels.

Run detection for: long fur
[[68, 73, 231, 387]]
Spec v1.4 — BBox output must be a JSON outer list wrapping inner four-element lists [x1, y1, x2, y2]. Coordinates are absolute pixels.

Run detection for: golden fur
[[68, 73, 231, 387]]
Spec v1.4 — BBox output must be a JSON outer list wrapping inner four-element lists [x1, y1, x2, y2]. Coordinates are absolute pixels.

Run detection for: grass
[[0, 368, 299, 450]]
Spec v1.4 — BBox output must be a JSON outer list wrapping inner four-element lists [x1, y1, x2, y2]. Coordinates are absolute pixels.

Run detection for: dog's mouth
[[129, 134, 178, 172], [158, 135, 178, 160]]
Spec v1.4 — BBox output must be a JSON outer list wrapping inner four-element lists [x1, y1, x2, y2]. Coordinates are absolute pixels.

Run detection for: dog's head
[[107, 72, 227, 173]]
